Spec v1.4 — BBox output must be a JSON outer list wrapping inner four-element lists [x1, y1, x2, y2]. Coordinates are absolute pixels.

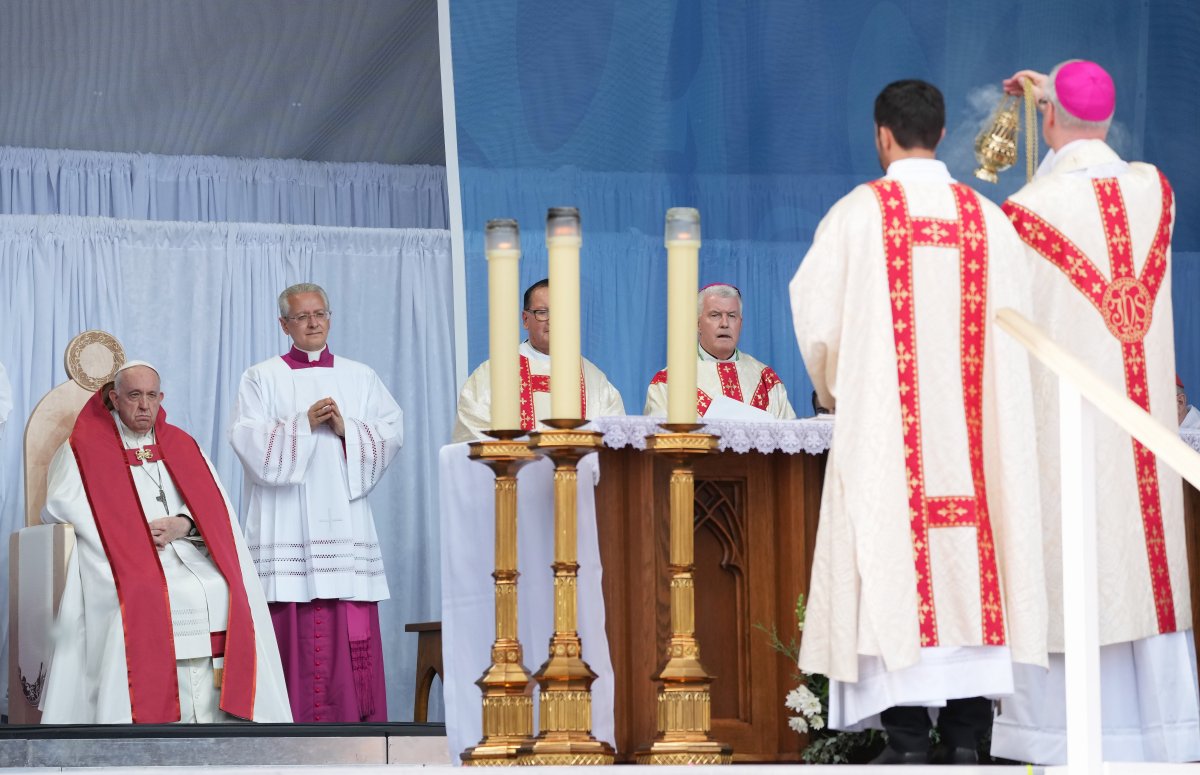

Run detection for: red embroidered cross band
[[1003, 172, 1176, 634], [651, 363, 782, 417], [518, 355, 586, 431], [869, 178, 1005, 648]]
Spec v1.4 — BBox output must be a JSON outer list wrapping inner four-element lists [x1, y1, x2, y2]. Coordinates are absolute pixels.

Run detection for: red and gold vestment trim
[[651, 363, 782, 417], [1003, 172, 1176, 634], [869, 178, 1005, 648], [518, 355, 586, 431]]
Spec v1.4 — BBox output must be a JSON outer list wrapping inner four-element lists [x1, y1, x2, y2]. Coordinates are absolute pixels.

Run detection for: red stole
[[1003, 172, 1176, 634], [518, 354, 586, 431], [650, 361, 782, 417], [69, 391, 258, 722], [869, 178, 1005, 648]]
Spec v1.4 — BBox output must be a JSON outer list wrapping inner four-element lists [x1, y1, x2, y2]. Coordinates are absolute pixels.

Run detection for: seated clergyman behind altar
[[644, 283, 797, 420], [452, 278, 626, 441], [39, 360, 291, 723]]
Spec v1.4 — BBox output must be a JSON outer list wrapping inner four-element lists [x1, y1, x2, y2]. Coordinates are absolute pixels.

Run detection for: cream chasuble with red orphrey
[[791, 160, 1046, 684], [1002, 139, 1191, 649], [644, 348, 797, 419], [451, 341, 626, 443]]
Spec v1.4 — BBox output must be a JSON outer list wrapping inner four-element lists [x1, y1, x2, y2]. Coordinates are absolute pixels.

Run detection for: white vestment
[[39, 418, 291, 723], [644, 346, 797, 420], [790, 158, 1046, 730], [230, 347, 403, 602], [452, 341, 625, 442], [990, 139, 1200, 763], [1181, 405, 1200, 430]]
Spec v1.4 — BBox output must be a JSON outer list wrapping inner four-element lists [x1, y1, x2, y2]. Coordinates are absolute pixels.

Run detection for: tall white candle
[[665, 208, 701, 426], [485, 219, 521, 431], [546, 208, 582, 421]]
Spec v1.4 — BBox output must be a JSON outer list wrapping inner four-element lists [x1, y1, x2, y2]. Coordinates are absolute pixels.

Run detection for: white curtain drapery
[[0, 146, 448, 230]]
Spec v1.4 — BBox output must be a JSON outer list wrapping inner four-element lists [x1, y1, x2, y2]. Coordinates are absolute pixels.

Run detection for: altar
[[592, 416, 832, 763], [439, 418, 1200, 764]]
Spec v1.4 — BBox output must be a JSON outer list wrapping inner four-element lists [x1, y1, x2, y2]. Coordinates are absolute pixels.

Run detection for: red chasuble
[[68, 391, 258, 722]]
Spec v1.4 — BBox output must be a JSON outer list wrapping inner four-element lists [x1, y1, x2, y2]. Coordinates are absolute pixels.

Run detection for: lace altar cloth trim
[[592, 415, 834, 455], [596, 418, 1200, 458]]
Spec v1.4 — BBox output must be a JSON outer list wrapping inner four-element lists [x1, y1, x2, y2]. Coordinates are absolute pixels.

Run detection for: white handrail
[[996, 308, 1200, 489], [996, 307, 1200, 775]]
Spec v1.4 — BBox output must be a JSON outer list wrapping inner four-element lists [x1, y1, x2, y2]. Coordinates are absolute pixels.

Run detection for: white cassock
[[644, 346, 796, 420], [230, 346, 403, 602], [789, 158, 1047, 730], [1181, 405, 1200, 431], [40, 416, 291, 723], [991, 138, 1200, 763], [452, 340, 625, 442]]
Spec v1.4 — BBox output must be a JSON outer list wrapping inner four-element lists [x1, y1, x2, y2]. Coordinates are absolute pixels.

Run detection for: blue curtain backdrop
[[450, 1, 1200, 410]]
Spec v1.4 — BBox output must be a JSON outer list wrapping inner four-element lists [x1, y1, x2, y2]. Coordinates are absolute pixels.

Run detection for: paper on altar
[[704, 394, 774, 421]]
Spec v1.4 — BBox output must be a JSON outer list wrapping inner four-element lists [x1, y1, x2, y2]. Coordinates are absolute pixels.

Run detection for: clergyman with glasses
[[230, 282, 404, 722], [644, 283, 796, 420], [451, 277, 625, 442]]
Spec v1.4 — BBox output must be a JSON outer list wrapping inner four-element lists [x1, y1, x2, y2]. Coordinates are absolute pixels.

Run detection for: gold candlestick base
[[462, 435, 539, 766], [635, 431, 732, 765], [518, 423, 615, 766]]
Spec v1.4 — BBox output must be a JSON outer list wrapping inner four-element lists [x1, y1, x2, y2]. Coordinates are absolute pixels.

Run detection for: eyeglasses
[[284, 310, 332, 323], [1036, 97, 1050, 110], [525, 308, 549, 322]]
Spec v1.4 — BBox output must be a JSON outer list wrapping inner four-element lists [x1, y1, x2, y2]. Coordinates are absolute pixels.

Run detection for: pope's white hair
[[697, 284, 743, 317], [279, 283, 330, 317], [1045, 59, 1113, 134], [113, 361, 160, 392]]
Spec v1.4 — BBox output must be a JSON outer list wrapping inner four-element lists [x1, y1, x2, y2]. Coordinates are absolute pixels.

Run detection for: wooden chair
[[404, 621, 443, 722], [8, 331, 124, 723]]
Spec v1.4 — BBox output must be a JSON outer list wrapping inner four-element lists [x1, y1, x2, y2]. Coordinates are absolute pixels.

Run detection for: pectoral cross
[[155, 487, 169, 515]]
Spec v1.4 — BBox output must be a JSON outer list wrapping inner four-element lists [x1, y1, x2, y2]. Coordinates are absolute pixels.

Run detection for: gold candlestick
[[636, 424, 731, 765], [462, 431, 539, 766], [519, 419, 615, 765]]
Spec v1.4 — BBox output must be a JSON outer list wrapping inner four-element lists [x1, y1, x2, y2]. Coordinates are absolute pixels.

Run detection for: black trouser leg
[[937, 696, 993, 750], [880, 705, 933, 754]]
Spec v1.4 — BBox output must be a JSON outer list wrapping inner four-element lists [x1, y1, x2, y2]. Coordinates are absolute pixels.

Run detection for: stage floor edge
[[0, 722, 451, 767]]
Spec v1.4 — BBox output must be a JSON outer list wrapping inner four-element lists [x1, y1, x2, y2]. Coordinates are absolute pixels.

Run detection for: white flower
[[788, 715, 809, 734], [809, 714, 825, 731], [786, 683, 820, 715]]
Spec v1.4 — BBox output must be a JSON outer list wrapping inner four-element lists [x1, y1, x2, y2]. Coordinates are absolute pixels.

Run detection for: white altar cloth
[[439, 442, 615, 764], [594, 415, 834, 455]]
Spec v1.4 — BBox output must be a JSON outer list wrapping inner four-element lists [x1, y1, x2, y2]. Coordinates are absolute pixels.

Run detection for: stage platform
[[1, 724, 1196, 773], [0, 722, 452, 768], [6, 763, 1200, 774]]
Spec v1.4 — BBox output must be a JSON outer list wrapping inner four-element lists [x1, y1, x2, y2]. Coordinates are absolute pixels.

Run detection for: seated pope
[[645, 283, 796, 419], [40, 361, 291, 723], [451, 278, 626, 441]]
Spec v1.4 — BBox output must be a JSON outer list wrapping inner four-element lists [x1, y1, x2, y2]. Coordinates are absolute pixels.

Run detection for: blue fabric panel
[[451, 0, 1198, 413]]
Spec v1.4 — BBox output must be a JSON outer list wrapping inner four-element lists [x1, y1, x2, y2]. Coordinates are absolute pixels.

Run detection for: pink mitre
[[1055, 60, 1115, 121]]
